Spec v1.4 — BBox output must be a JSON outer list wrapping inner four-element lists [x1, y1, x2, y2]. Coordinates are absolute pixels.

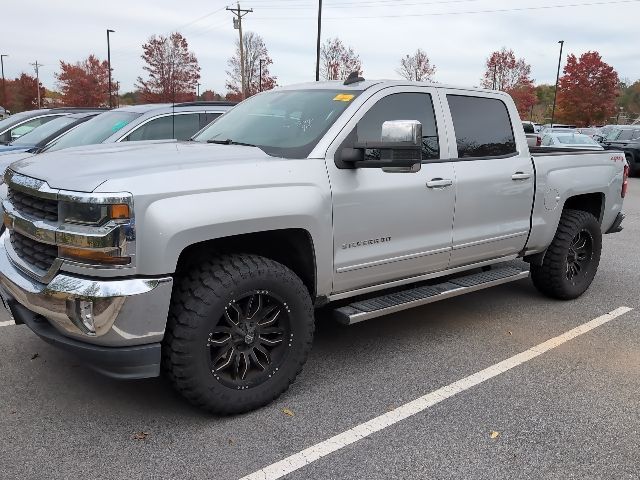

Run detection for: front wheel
[[163, 254, 314, 414], [530, 209, 602, 300]]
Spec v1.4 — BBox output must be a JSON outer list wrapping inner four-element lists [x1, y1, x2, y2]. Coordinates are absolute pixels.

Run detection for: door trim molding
[[336, 247, 451, 274], [452, 231, 528, 251]]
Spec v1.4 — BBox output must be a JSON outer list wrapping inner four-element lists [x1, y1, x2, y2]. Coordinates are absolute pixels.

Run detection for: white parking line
[[0, 320, 15, 327], [240, 306, 634, 480]]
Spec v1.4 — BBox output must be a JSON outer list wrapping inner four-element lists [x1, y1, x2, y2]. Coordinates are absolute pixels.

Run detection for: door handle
[[426, 178, 453, 188], [511, 172, 531, 181]]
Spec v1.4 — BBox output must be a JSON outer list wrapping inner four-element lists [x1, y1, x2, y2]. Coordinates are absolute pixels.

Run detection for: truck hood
[[9, 140, 276, 192]]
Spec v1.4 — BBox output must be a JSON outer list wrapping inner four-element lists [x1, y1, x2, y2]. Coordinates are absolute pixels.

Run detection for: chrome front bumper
[[0, 235, 173, 347]]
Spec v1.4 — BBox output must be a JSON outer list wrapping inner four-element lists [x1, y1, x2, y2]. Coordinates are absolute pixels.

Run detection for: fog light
[[66, 298, 96, 336]]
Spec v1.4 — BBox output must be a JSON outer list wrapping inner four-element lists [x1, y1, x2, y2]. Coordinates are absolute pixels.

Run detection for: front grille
[[7, 187, 58, 222], [9, 231, 57, 271]]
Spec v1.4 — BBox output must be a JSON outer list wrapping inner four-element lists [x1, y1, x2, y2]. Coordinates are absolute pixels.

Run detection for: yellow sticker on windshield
[[334, 94, 355, 102]]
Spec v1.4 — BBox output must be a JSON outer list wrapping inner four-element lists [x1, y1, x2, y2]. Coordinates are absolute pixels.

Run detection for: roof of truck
[[277, 79, 502, 95]]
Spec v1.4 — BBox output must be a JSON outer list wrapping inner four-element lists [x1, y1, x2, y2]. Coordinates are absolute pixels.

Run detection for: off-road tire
[[162, 254, 314, 414], [530, 209, 602, 300]]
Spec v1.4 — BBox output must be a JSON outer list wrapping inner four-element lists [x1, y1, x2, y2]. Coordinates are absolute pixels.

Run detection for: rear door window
[[447, 95, 516, 158]]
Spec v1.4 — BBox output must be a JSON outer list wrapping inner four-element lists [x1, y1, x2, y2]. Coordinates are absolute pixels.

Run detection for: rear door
[[325, 87, 456, 293], [441, 91, 535, 268]]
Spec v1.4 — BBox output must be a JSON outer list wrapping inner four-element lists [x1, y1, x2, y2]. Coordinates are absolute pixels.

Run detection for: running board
[[333, 266, 530, 325]]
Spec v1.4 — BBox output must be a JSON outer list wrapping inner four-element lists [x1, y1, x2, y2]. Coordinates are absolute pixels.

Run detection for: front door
[[443, 91, 535, 268], [325, 88, 456, 294]]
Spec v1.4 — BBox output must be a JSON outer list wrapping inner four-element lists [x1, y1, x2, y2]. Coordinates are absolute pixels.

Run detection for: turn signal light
[[109, 204, 130, 220], [622, 164, 629, 198], [59, 246, 130, 265]]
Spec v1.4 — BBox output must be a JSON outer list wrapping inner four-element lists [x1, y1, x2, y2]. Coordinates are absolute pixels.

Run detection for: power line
[[252, 0, 640, 19]]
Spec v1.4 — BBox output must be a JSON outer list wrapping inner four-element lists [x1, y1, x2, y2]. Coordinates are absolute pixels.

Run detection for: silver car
[[540, 132, 604, 150]]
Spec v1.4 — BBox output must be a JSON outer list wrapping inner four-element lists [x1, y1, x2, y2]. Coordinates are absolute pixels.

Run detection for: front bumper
[[8, 301, 161, 379], [0, 235, 173, 378]]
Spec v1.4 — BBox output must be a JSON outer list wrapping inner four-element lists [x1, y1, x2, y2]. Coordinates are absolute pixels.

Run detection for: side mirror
[[338, 120, 422, 170]]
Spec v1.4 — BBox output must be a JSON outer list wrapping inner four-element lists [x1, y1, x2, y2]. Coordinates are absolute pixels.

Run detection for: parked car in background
[[0, 110, 104, 155], [593, 125, 618, 143], [0, 108, 99, 145], [523, 121, 541, 147], [43, 101, 236, 153], [540, 132, 604, 150], [576, 127, 599, 138], [601, 125, 640, 176]]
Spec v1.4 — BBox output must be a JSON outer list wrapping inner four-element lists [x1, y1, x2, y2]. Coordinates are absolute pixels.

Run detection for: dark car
[[601, 126, 640, 176], [0, 107, 102, 145], [0, 110, 104, 155]]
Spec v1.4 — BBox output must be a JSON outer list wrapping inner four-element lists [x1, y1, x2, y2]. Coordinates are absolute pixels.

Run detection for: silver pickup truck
[[0, 79, 628, 414]]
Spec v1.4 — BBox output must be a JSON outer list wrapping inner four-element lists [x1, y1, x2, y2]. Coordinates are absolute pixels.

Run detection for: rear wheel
[[163, 254, 314, 414], [530, 209, 602, 300]]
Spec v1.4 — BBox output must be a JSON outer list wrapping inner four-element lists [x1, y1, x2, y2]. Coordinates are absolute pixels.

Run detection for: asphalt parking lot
[[0, 179, 638, 480]]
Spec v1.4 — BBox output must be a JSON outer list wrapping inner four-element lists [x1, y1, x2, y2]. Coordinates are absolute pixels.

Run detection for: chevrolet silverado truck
[[0, 78, 628, 414]]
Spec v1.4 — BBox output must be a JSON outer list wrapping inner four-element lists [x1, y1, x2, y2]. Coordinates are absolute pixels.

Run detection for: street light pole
[[550, 40, 564, 128], [0, 55, 7, 109], [197, 83, 201, 98], [107, 29, 115, 109], [259, 59, 264, 92], [315, 0, 323, 81]]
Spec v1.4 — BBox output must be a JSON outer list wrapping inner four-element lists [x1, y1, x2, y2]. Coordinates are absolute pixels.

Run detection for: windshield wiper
[[207, 139, 258, 148]]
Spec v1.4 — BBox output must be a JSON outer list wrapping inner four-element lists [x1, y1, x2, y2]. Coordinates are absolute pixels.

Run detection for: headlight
[[60, 201, 130, 225]]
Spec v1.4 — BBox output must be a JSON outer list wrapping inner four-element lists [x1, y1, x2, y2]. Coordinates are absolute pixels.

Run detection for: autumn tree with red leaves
[[4, 73, 45, 112], [320, 38, 362, 81], [56, 55, 117, 107], [557, 51, 619, 126], [226, 32, 277, 101], [397, 49, 436, 82], [200, 90, 223, 101], [481, 48, 536, 117], [136, 32, 200, 103]]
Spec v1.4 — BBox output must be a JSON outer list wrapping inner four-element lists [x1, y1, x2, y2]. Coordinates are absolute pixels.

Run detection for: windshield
[[193, 89, 361, 158], [10, 115, 76, 146], [556, 134, 598, 145], [44, 111, 140, 152]]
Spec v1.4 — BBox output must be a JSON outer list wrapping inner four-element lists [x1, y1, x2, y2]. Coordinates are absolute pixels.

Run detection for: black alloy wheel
[[207, 290, 291, 390], [566, 229, 593, 283]]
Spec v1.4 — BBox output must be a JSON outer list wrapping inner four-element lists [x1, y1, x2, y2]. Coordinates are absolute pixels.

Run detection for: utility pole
[[259, 59, 263, 92], [315, 0, 322, 81], [0, 55, 7, 109], [30, 61, 43, 108], [107, 29, 115, 109], [550, 40, 564, 128], [227, 3, 252, 99], [197, 83, 201, 98]]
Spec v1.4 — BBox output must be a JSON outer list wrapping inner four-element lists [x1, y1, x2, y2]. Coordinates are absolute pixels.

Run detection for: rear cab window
[[446, 94, 516, 158]]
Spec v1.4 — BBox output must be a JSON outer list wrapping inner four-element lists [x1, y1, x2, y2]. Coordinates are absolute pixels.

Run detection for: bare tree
[[320, 38, 362, 81], [226, 32, 277, 100], [397, 49, 436, 82]]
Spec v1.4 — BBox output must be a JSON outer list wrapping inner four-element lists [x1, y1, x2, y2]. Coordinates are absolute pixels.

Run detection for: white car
[[540, 132, 604, 150]]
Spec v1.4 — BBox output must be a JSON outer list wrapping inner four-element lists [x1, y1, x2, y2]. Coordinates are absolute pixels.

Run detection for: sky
[[2, 0, 640, 95]]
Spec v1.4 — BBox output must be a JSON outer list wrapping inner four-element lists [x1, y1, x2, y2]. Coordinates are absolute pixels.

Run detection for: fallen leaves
[[489, 431, 500, 439], [132, 431, 150, 441], [282, 408, 294, 417]]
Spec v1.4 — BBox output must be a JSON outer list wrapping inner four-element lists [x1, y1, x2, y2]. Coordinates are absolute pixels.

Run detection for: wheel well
[[175, 229, 317, 297], [563, 193, 604, 223]]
